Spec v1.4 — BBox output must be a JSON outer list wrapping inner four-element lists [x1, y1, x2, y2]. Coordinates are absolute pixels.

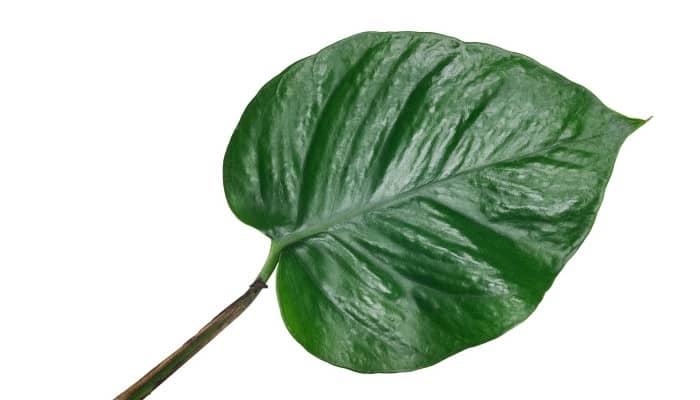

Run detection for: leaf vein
[[276, 130, 610, 249]]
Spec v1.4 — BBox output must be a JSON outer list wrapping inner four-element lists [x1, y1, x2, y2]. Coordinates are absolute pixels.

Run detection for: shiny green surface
[[223, 32, 645, 372]]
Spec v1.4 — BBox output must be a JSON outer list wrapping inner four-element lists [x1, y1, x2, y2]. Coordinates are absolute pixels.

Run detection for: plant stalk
[[114, 245, 281, 400]]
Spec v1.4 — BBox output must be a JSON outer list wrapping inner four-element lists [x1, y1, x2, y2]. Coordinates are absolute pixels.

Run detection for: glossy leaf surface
[[223, 32, 645, 372]]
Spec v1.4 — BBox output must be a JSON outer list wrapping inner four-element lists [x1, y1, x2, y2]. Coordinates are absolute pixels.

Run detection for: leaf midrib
[[273, 131, 609, 250]]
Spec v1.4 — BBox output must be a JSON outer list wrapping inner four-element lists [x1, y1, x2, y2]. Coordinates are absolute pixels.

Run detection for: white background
[[1, 1, 698, 399]]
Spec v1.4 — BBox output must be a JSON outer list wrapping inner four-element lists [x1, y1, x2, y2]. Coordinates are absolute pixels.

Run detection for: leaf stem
[[259, 241, 281, 281], [114, 244, 281, 400]]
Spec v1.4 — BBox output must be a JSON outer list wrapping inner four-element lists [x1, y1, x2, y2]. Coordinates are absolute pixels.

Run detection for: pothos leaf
[[223, 31, 645, 372]]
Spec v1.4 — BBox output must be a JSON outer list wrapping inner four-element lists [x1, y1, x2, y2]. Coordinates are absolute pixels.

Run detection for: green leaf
[[223, 31, 645, 372]]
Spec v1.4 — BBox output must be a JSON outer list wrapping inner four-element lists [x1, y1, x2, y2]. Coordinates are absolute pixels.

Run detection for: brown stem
[[114, 278, 268, 400]]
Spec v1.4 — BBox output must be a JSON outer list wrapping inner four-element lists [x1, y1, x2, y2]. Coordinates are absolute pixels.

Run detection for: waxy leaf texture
[[223, 32, 645, 372]]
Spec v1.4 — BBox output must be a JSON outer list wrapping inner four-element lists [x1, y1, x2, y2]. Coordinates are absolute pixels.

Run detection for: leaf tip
[[621, 114, 651, 138]]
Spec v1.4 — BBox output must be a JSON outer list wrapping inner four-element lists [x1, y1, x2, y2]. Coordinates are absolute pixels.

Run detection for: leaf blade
[[223, 31, 645, 372]]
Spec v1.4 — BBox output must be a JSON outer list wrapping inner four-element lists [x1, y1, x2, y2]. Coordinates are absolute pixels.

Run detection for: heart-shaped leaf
[[223, 32, 645, 372]]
